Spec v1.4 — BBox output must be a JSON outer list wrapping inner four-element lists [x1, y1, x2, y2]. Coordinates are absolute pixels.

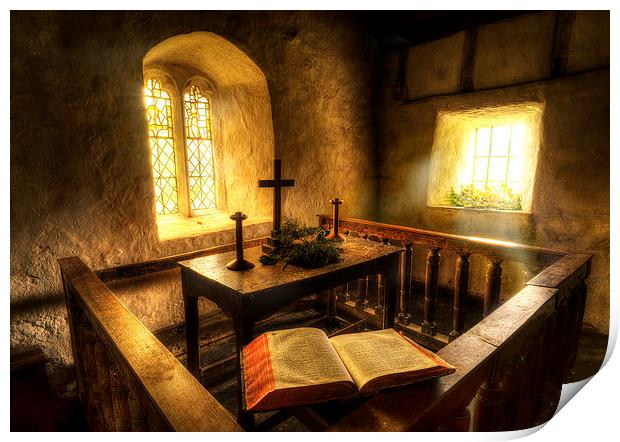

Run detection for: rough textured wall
[[377, 12, 609, 331], [10, 11, 379, 401], [265, 13, 379, 225]]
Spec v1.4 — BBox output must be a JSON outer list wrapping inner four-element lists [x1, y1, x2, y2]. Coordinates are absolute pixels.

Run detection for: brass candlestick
[[226, 212, 255, 271]]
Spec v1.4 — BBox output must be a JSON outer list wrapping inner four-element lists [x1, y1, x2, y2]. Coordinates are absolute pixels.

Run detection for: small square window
[[427, 103, 544, 212]]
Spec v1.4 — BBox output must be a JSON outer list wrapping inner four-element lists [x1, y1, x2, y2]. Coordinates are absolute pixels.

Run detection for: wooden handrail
[[59, 256, 242, 432], [318, 215, 565, 266], [96, 237, 268, 283], [329, 252, 592, 431], [317, 214, 572, 349]]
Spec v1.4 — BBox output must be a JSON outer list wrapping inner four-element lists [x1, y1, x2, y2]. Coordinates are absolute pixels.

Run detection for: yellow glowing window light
[[184, 85, 217, 211], [144, 78, 179, 215], [471, 124, 525, 193]]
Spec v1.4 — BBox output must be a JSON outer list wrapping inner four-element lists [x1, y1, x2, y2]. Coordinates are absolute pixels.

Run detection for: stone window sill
[[156, 211, 272, 242], [427, 205, 531, 215]]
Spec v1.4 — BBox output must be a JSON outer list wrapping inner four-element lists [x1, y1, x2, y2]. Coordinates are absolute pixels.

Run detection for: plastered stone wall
[[474, 12, 556, 89], [10, 11, 378, 401], [377, 12, 609, 331], [406, 32, 464, 99]]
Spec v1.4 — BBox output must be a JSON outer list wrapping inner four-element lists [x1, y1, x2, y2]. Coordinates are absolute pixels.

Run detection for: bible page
[[329, 328, 440, 391], [267, 327, 354, 389]]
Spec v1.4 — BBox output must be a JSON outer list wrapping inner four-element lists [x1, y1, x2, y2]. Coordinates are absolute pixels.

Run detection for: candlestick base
[[226, 258, 255, 271], [326, 231, 346, 241]]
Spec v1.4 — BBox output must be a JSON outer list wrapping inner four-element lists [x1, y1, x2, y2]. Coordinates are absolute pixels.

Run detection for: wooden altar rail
[[317, 215, 568, 349], [330, 252, 592, 431], [95, 237, 268, 283], [58, 237, 591, 432], [58, 257, 241, 432]]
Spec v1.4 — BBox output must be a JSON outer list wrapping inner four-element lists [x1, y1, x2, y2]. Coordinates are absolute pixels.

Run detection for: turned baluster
[[327, 288, 337, 328], [539, 298, 568, 423], [483, 257, 503, 317], [374, 274, 384, 316], [422, 247, 440, 335], [95, 341, 115, 431], [340, 281, 352, 302], [345, 232, 360, 304], [500, 353, 525, 430], [562, 281, 588, 381], [355, 233, 371, 311], [339, 229, 352, 303], [356, 276, 369, 311], [514, 331, 546, 430], [473, 355, 504, 431], [128, 389, 147, 431], [367, 235, 383, 315], [373, 238, 392, 316], [397, 242, 413, 326], [441, 406, 471, 431], [450, 252, 470, 341], [109, 365, 130, 431], [552, 296, 571, 382], [79, 324, 103, 430]]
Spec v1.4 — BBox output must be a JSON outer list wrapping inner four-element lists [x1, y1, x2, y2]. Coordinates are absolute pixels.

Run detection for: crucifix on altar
[[258, 158, 295, 253]]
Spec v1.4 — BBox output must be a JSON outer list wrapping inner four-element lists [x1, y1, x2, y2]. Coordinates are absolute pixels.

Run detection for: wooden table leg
[[327, 288, 336, 331], [234, 317, 255, 430], [182, 269, 201, 380], [382, 254, 400, 329]]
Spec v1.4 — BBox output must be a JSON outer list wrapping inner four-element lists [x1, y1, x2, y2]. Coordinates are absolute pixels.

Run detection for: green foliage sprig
[[449, 184, 522, 211], [278, 217, 321, 244], [259, 217, 343, 268]]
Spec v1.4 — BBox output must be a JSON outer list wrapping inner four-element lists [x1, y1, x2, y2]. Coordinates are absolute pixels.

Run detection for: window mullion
[[472, 128, 479, 185], [504, 125, 513, 187], [484, 126, 494, 189], [172, 91, 191, 217]]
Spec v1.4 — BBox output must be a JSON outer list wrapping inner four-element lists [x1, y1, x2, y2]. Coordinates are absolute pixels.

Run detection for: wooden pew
[[59, 257, 242, 432]]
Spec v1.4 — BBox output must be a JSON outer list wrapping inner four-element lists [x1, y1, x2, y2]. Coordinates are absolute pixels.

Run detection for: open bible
[[241, 327, 456, 412]]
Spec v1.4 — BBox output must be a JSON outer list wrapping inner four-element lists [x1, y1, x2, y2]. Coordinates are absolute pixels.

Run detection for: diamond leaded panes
[[144, 78, 179, 215], [184, 85, 217, 211]]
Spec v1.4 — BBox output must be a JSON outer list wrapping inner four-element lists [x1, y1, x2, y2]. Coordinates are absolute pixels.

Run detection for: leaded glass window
[[471, 124, 525, 193], [144, 78, 179, 215], [183, 85, 217, 211]]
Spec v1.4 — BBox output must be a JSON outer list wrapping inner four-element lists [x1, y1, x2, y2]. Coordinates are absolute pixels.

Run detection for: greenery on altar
[[259, 218, 343, 268]]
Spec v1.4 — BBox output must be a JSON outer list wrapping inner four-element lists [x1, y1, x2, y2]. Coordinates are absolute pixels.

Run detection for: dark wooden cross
[[326, 198, 345, 240], [226, 212, 255, 271], [258, 159, 294, 251]]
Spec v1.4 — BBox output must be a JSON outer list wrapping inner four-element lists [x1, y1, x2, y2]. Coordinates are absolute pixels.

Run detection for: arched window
[[144, 77, 219, 218], [144, 78, 179, 215], [143, 32, 275, 241], [183, 84, 217, 212]]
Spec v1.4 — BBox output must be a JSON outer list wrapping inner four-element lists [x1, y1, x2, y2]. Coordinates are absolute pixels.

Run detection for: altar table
[[179, 236, 402, 426]]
